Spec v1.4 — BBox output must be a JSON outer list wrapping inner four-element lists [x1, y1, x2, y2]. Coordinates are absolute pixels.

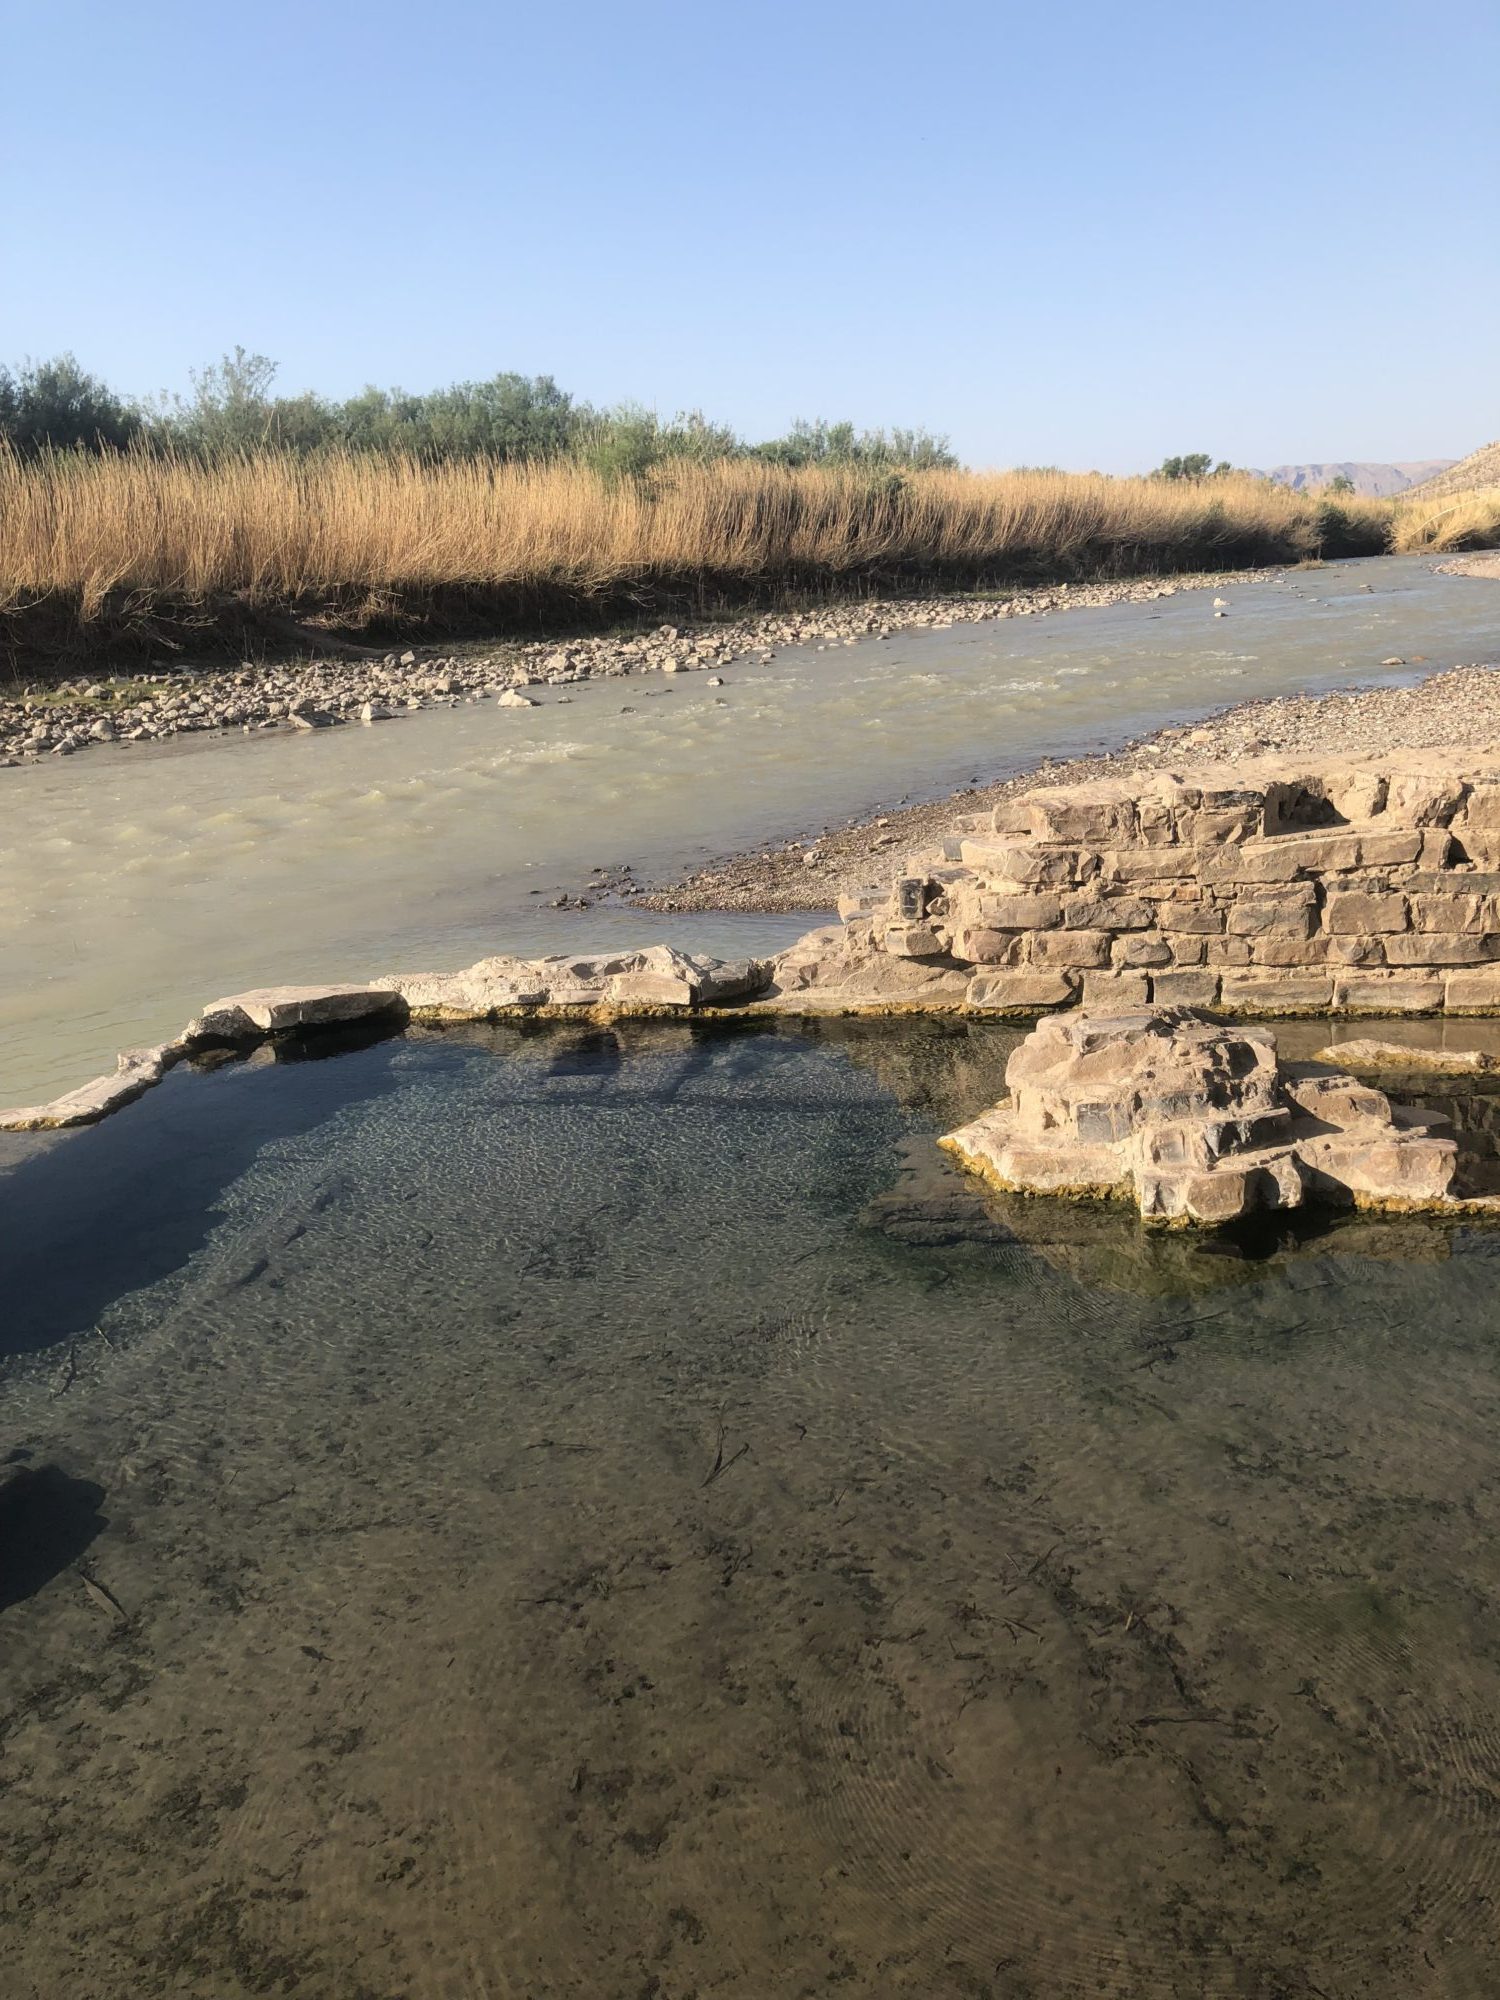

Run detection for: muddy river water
[[4, 555, 1498, 1102], [6, 1016, 1500, 1996]]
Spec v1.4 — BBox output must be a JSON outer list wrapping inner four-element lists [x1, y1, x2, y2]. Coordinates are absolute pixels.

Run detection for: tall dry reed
[[1392, 486, 1500, 554], [0, 449, 1396, 643]]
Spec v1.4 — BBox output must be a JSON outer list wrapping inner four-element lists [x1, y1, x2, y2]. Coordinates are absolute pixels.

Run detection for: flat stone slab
[[187, 985, 404, 1041], [0, 1042, 182, 1131], [1315, 1038, 1499, 1077]]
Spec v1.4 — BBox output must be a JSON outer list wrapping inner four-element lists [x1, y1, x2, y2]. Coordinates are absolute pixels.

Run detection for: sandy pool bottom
[[4, 1018, 1500, 1997]]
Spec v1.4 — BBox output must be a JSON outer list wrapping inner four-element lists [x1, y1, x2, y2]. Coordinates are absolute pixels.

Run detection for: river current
[[4, 554, 1498, 1102]]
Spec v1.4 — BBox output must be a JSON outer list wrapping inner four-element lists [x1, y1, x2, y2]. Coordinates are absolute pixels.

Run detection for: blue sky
[[3, 0, 1495, 472]]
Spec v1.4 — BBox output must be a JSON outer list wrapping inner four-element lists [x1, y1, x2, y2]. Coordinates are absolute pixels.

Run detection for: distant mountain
[[1401, 442, 1500, 501], [1251, 460, 1457, 498]]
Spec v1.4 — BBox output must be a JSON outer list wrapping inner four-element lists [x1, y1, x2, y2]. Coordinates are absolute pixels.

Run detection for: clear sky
[[4, 0, 1496, 472]]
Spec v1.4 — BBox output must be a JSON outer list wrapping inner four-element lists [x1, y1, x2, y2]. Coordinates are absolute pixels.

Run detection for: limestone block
[[763, 925, 849, 992], [1201, 833, 1363, 884], [951, 927, 1023, 966], [1029, 792, 1138, 845], [1102, 849, 1197, 884], [1410, 871, 1500, 894], [608, 971, 696, 1006], [1148, 970, 1221, 1007], [1445, 969, 1500, 1013], [1162, 934, 1208, 965], [1409, 893, 1485, 934], [1383, 934, 1499, 967], [1218, 973, 1334, 1015], [958, 891, 1063, 931], [1248, 936, 1329, 967], [965, 970, 1077, 1012], [884, 925, 948, 960], [1137, 799, 1178, 845], [1204, 938, 1254, 966], [1174, 805, 1260, 845], [1334, 772, 1391, 820], [1226, 888, 1317, 938], [1159, 902, 1224, 933], [1325, 936, 1385, 966], [1111, 934, 1173, 969], [990, 799, 1036, 835], [1323, 891, 1409, 935], [1387, 772, 1467, 826], [1358, 828, 1424, 868], [1029, 929, 1112, 970], [1081, 971, 1150, 1009], [1302, 1133, 1456, 1204], [188, 984, 403, 1040], [837, 887, 887, 921], [1459, 781, 1500, 835], [687, 957, 772, 1004], [1060, 894, 1154, 931], [958, 839, 1082, 887], [1332, 972, 1442, 1015], [1281, 1066, 1396, 1128]]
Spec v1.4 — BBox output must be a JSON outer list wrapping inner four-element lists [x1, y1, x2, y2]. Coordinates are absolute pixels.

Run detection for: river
[[3, 554, 1496, 1101]]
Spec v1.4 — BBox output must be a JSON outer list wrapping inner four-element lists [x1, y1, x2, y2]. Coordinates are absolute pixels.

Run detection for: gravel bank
[[636, 659, 1500, 915], [0, 568, 1272, 767]]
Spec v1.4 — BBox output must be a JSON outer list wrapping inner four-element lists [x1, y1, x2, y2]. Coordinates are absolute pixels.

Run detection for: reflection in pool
[[4, 1019, 1500, 1996]]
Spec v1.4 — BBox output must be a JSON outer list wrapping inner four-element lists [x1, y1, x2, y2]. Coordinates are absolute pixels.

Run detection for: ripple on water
[[4, 1030, 1500, 1989]]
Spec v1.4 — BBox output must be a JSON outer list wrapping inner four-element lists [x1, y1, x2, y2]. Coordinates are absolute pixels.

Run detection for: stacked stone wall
[[841, 751, 1500, 1017]]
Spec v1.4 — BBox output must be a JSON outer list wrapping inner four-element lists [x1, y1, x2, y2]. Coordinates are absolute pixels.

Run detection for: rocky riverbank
[[0, 569, 1271, 766], [1441, 553, 1500, 582], [639, 658, 1500, 915]]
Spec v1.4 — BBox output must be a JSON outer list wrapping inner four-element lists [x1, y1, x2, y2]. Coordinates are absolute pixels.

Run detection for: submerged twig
[[80, 1572, 127, 1623]]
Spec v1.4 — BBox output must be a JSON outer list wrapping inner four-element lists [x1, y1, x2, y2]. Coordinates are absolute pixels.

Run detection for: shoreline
[[0, 566, 1275, 766], [634, 655, 1500, 916]]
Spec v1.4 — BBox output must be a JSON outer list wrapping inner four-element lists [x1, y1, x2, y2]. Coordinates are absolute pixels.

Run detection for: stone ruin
[[940, 1007, 1491, 1226], [779, 748, 1500, 1018], [17, 747, 1500, 1137]]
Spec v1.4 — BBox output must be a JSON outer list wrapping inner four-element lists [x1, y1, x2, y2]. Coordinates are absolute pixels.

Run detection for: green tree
[[0, 353, 140, 453], [1154, 452, 1234, 481], [751, 418, 956, 471], [577, 404, 743, 483], [1327, 473, 1356, 495]]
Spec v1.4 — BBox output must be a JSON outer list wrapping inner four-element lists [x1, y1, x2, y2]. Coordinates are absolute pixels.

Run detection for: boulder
[[941, 1007, 1470, 1226]]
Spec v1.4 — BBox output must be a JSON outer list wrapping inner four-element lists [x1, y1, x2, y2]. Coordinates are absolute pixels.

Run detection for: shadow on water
[[0, 1027, 403, 1358], [0, 1457, 107, 1612]]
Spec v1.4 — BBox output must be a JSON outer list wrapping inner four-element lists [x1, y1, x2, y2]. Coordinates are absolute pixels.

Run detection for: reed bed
[[0, 448, 1397, 662], [1391, 486, 1500, 554]]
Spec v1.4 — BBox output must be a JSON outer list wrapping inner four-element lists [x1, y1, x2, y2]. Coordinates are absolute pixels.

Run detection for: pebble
[[0, 568, 1279, 766]]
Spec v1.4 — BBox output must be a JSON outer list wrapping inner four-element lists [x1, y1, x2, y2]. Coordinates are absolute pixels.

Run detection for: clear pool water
[[5, 1019, 1500, 1995]]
